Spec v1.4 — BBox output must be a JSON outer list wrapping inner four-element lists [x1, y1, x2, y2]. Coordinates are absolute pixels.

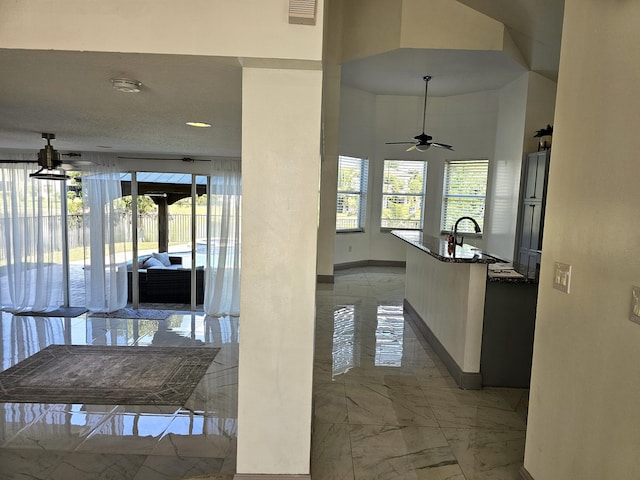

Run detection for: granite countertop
[[487, 263, 537, 283], [391, 230, 503, 264], [391, 230, 539, 283]]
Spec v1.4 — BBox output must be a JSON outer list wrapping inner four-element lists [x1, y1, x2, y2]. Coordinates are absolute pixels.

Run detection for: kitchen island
[[392, 230, 537, 389]]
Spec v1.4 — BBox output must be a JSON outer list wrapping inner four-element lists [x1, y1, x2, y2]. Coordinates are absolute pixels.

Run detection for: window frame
[[380, 159, 428, 231], [440, 159, 489, 235], [335, 155, 369, 233]]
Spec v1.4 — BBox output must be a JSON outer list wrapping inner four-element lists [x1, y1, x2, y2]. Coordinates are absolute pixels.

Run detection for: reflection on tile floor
[[0, 267, 528, 479], [312, 267, 529, 480], [0, 310, 238, 480]]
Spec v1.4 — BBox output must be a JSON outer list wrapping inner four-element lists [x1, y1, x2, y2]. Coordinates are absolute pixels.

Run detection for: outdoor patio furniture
[[127, 256, 205, 304]]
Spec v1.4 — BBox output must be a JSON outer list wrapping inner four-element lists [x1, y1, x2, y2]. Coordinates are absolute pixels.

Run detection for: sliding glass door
[[126, 172, 206, 310], [59, 163, 240, 315]]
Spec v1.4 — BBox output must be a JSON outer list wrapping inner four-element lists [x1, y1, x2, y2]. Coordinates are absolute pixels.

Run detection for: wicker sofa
[[127, 254, 205, 304]]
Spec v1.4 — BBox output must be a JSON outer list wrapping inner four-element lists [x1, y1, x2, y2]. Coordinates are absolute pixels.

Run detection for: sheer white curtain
[[79, 154, 128, 313], [203, 159, 241, 316], [0, 160, 64, 313]]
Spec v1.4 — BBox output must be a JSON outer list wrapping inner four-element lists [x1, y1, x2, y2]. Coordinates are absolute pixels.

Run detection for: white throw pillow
[[152, 252, 172, 267], [138, 255, 151, 268], [144, 257, 165, 268]]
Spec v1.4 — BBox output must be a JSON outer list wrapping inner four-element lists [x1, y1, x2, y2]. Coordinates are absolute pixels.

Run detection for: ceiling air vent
[[289, 0, 317, 25]]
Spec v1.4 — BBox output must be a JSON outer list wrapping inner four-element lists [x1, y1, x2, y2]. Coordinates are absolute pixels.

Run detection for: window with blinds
[[336, 156, 368, 231], [380, 160, 427, 229], [441, 159, 489, 233]]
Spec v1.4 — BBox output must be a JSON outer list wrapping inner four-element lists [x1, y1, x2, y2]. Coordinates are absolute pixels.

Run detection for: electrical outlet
[[553, 262, 571, 293], [630, 286, 640, 324]]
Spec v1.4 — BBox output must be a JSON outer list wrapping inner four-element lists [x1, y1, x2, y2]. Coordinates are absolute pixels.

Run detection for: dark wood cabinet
[[481, 279, 538, 387], [515, 150, 550, 278]]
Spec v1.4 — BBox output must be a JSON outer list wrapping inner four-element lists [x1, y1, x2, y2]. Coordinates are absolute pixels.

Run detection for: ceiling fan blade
[[119, 156, 211, 162], [406, 145, 417, 152], [385, 141, 415, 145], [61, 160, 94, 167], [431, 142, 454, 151]]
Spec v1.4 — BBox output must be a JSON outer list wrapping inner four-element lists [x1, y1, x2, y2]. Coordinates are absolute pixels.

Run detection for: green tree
[[116, 195, 157, 217]]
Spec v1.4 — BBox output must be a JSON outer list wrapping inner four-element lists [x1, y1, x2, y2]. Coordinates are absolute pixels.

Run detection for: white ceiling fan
[[386, 75, 454, 152]]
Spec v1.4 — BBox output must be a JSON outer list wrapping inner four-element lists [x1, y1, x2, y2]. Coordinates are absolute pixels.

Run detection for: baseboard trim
[[316, 274, 334, 283], [404, 299, 482, 390], [334, 259, 406, 270], [520, 465, 535, 480], [234, 475, 310, 480]]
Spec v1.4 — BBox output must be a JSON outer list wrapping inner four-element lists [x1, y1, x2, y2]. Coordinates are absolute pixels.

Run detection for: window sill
[[380, 227, 422, 233], [337, 229, 365, 234]]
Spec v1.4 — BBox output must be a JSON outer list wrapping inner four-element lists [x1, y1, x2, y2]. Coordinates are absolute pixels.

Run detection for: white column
[[316, 0, 342, 281], [237, 66, 322, 476]]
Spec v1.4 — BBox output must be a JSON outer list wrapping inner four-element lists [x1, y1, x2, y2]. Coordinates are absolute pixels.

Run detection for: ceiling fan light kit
[[386, 75, 454, 152], [29, 133, 69, 180]]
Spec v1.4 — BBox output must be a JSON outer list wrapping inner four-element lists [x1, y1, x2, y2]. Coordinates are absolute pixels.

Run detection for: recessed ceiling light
[[111, 78, 142, 93], [96, 145, 113, 149], [186, 121, 212, 128]]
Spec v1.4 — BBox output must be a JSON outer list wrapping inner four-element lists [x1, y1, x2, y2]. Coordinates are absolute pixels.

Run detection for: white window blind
[[381, 160, 427, 229], [441, 160, 489, 233], [336, 156, 368, 231]]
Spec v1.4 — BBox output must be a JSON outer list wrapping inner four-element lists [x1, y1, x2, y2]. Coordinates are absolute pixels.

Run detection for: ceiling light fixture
[[111, 78, 142, 93], [30, 133, 69, 181], [186, 121, 212, 128]]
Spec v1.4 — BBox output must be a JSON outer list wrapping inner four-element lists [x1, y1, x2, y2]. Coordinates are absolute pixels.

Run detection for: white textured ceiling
[[0, 50, 243, 158], [341, 48, 528, 97], [0, 0, 563, 158]]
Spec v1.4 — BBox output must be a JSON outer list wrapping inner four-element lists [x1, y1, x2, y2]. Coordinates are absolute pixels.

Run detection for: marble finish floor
[[312, 266, 529, 480], [0, 266, 528, 479], [0, 310, 238, 480]]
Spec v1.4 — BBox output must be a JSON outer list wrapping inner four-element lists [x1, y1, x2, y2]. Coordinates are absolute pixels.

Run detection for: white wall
[[523, 72, 557, 155], [400, 0, 504, 51], [0, 0, 324, 61], [340, 0, 508, 64], [334, 86, 376, 265], [523, 0, 640, 479], [423, 89, 499, 251], [335, 87, 500, 265], [486, 75, 529, 260], [485, 72, 556, 261]]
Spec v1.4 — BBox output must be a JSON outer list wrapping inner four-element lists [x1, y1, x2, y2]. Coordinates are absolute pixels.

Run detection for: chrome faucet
[[453, 216, 481, 247]]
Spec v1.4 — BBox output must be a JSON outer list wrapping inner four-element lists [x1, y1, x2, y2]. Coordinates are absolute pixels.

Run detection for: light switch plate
[[630, 286, 640, 324], [553, 262, 571, 293]]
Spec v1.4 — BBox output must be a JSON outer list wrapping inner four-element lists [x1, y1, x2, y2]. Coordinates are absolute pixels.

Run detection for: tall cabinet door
[[515, 151, 550, 279], [523, 152, 548, 200]]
